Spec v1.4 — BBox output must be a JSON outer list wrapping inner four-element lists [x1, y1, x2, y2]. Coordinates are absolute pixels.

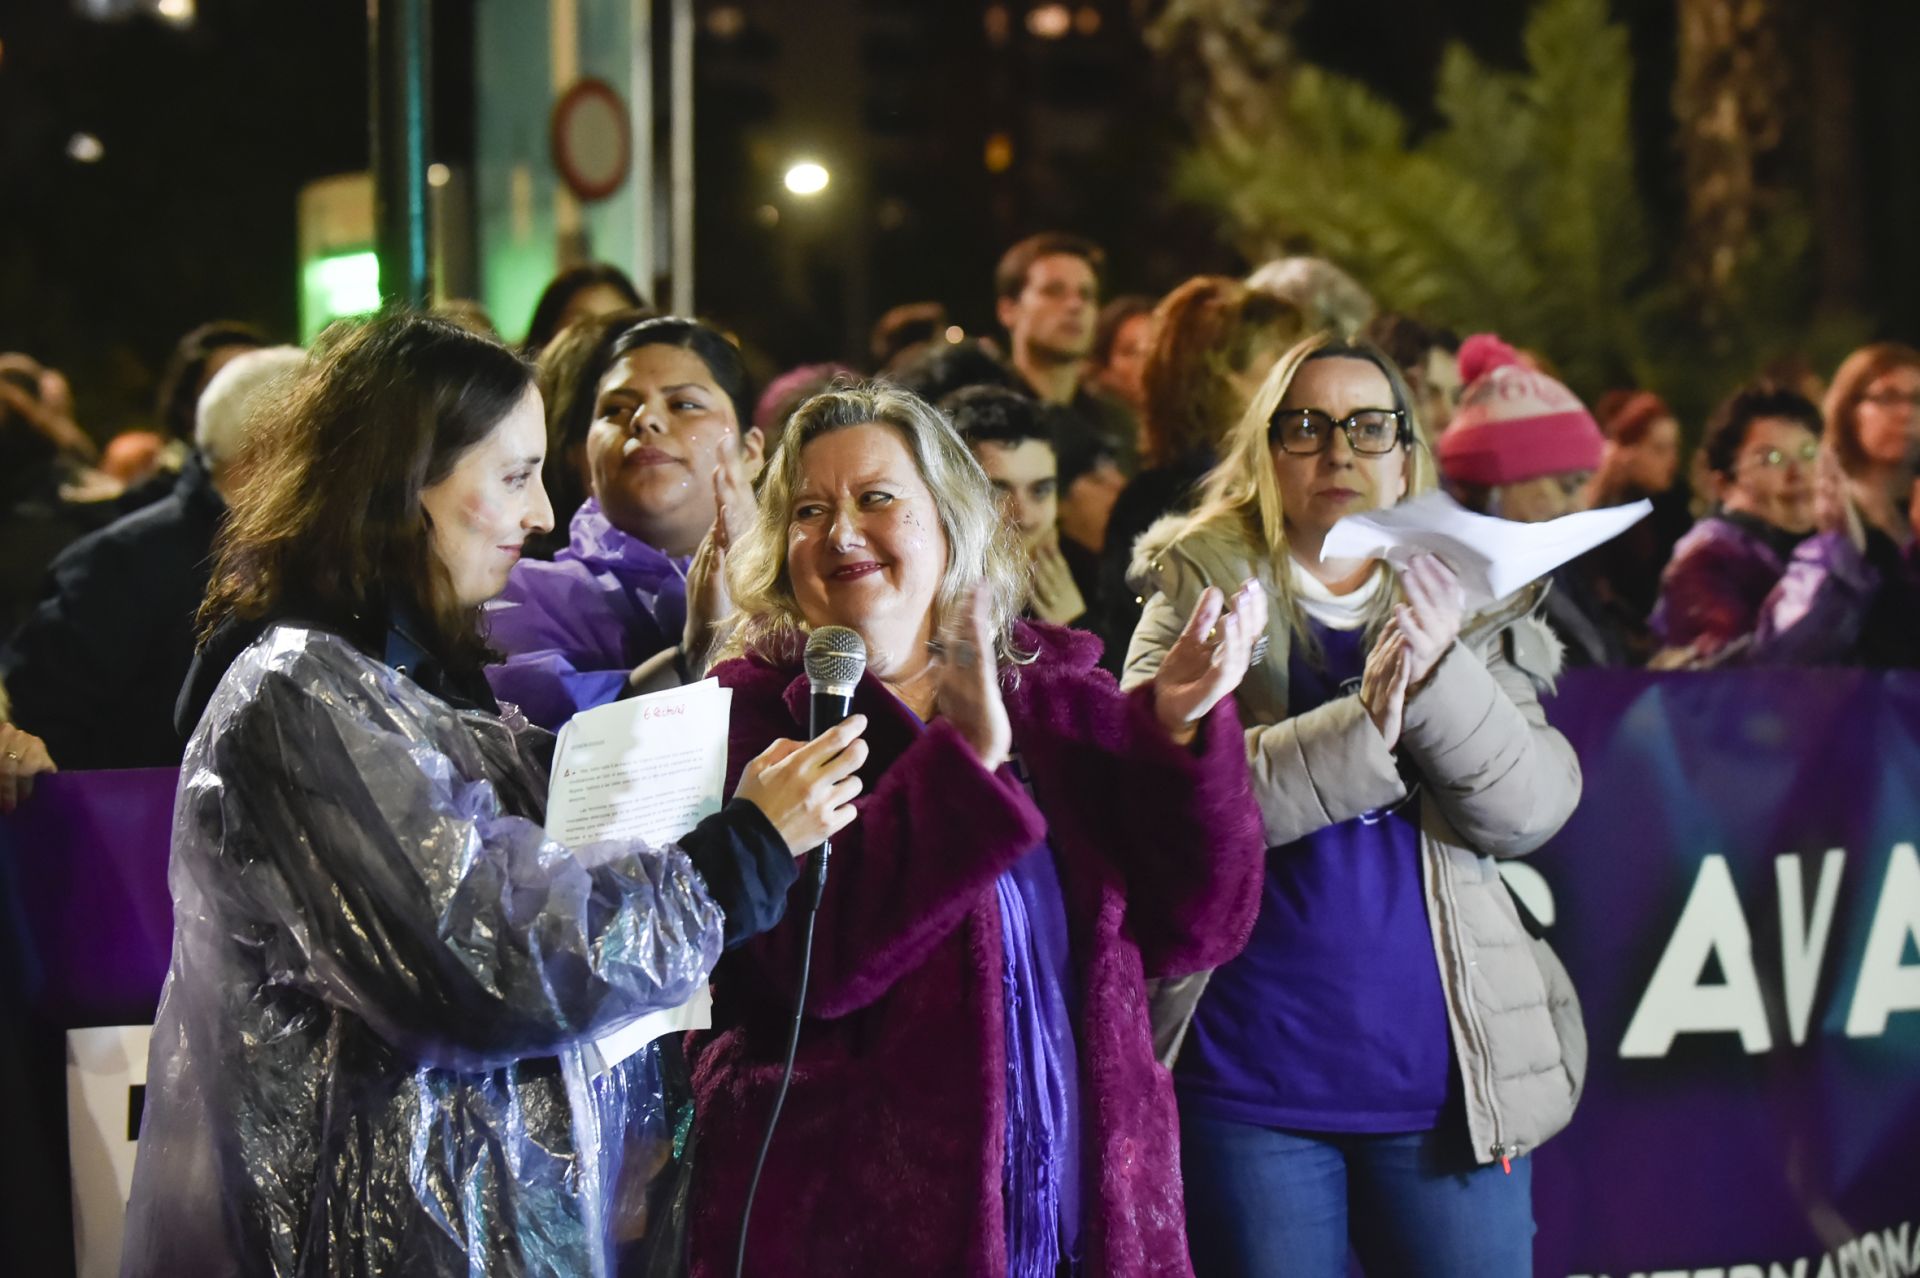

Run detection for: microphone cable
[[732, 850, 826, 1278], [735, 626, 861, 1276]]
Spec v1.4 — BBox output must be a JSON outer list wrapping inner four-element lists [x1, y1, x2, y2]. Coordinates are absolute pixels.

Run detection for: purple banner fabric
[[1531, 670, 1920, 1278], [0, 768, 176, 1026], [3, 673, 1919, 1274]]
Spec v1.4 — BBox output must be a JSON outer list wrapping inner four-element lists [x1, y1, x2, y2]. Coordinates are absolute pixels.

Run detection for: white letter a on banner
[[1845, 843, 1920, 1038], [1620, 855, 1773, 1057]]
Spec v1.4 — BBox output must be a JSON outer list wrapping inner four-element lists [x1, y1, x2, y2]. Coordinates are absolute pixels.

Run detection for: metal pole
[[370, 0, 433, 308], [669, 0, 693, 314], [551, 0, 583, 264], [630, 0, 655, 305]]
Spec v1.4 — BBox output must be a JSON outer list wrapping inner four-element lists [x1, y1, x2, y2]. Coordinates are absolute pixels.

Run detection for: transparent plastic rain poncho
[[120, 625, 725, 1278]]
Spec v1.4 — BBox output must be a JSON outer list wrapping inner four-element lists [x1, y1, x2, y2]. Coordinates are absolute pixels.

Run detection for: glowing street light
[[783, 161, 829, 197], [1027, 3, 1071, 39]]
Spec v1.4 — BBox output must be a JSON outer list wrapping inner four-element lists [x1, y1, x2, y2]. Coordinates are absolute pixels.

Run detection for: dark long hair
[[200, 311, 533, 668], [521, 264, 645, 355], [530, 307, 652, 549]]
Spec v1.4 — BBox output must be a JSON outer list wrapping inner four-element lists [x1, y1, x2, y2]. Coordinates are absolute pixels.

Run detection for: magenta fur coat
[[689, 621, 1266, 1275]]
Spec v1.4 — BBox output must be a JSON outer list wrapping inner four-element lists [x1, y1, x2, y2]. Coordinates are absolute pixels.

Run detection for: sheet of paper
[[548, 678, 733, 850], [579, 986, 713, 1076], [1320, 492, 1652, 607], [547, 679, 731, 1074]]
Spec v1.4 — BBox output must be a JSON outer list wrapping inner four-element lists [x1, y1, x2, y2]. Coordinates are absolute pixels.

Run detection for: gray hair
[[721, 381, 1031, 668], [1245, 256, 1376, 339], [194, 345, 308, 467]]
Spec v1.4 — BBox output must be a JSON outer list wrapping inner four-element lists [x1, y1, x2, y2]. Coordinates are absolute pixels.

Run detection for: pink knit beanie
[[1435, 334, 1604, 486]]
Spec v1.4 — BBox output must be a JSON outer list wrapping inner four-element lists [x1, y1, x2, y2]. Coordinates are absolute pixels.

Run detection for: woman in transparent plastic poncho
[[120, 313, 868, 1278]]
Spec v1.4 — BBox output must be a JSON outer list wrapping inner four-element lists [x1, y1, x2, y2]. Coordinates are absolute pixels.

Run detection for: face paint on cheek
[[461, 490, 509, 538]]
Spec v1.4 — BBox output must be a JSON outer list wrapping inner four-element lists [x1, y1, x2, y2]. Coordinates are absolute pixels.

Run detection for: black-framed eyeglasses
[[1269, 408, 1411, 456], [1738, 440, 1819, 470]]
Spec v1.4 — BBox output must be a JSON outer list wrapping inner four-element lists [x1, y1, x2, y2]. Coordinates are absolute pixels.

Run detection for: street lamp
[[783, 161, 829, 197]]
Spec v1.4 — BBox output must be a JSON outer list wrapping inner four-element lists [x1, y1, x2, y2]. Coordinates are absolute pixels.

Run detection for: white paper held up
[[548, 679, 733, 1073], [1319, 491, 1652, 608], [548, 678, 733, 849]]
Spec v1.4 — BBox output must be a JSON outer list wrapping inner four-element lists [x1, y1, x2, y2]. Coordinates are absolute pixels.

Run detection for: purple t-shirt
[[1175, 621, 1453, 1133]]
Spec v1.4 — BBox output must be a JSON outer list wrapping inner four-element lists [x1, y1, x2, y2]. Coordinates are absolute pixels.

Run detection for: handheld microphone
[[801, 626, 866, 909], [736, 624, 867, 1277]]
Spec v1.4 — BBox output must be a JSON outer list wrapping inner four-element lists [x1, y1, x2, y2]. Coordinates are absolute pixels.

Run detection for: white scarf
[[1288, 555, 1384, 632]]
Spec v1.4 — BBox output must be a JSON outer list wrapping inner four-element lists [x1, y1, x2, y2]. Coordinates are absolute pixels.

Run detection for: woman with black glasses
[[1651, 382, 1880, 666], [1122, 332, 1587, 1277]]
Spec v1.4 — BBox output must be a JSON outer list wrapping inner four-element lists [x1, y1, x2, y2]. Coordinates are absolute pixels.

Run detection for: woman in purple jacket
[[484, 317, 764, 727], [689, 383, 1269, 1276], [1651, 383, 1880, 665]]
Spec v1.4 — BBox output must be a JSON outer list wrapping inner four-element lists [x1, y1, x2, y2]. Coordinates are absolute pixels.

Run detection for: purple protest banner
[[0, 769, 178, 1026], [1530, 670, 1920, 1278], [4, 675, 1919, 1275]]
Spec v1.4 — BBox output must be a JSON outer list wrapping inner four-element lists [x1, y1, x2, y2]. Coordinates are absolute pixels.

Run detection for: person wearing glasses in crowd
[[1824, 342, 1920, 549], [1651, 383, 1881, 666], [1821, 343, 1920, 665], [1123, 332, 1586, 1277], [689, 382, 1268, 1275]]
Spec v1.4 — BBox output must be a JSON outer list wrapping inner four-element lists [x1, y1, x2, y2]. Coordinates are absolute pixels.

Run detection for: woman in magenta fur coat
[[688, 382, 1268, 1276]]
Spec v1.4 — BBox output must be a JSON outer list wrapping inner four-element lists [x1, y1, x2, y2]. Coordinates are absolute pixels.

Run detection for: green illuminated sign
[[300, 250, 382, 342]]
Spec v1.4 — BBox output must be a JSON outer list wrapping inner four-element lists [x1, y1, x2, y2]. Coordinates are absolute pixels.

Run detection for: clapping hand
[[933, 582, 1013, 772], [681, 433, 761, 675], [1360, 628, 1413, 750], [1389, 554, 1464, 686], [1150, 579, 1267, 746]]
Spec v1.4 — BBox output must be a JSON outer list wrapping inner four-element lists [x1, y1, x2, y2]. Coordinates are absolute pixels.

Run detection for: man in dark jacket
[[0, 347, 304, 769], [994, 231, 1140, 471]]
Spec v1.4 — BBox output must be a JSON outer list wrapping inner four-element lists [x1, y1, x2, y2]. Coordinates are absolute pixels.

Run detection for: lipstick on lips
[[829, 561, 885, 582]]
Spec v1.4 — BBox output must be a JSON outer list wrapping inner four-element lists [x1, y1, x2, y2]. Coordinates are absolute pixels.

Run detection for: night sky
[[2, 0, 1913, 438]]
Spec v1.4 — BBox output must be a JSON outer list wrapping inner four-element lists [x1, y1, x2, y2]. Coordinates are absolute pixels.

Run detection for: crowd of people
[[0, 229, 1916, 1275]]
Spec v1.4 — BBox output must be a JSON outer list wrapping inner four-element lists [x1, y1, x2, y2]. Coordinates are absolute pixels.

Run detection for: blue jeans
[[1179, 1106, 1534, 1277]]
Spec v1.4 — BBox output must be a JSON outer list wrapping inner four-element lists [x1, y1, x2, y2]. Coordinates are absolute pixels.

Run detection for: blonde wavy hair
[[719, 382, 1031, 669], [1167, 330, 1438, 650]]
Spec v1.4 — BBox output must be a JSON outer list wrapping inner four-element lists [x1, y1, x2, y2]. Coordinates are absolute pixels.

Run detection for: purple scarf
[[996, 811, 1083, 1273]]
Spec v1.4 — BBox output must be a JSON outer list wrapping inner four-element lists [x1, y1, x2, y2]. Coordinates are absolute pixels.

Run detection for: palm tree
[[1157, 0, 1863, 422]]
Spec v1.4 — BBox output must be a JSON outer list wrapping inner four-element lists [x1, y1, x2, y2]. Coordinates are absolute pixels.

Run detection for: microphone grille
[[804, 626, 868, 690]]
